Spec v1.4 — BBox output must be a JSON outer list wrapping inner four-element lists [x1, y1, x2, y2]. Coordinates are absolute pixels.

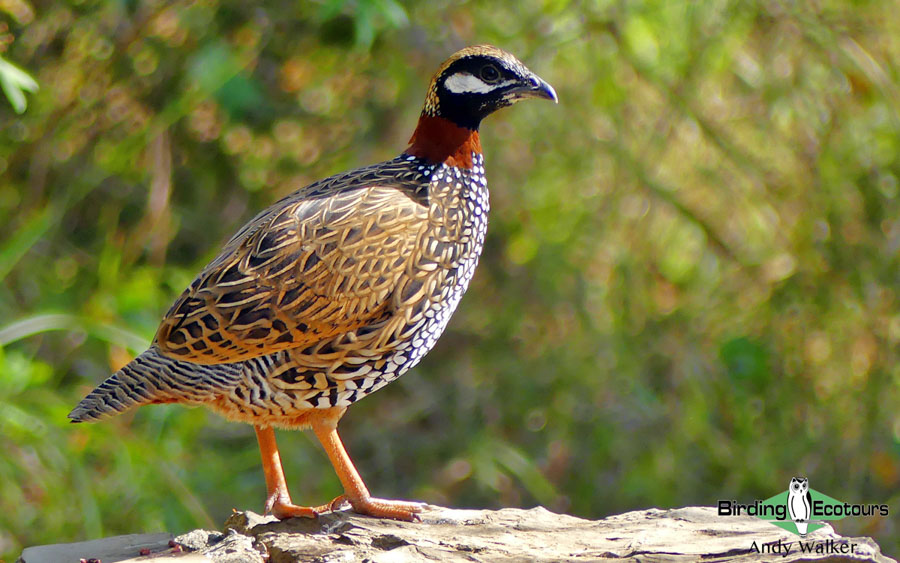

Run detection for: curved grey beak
[[532, 76, 558, 103], [511, 74, 559, 103]]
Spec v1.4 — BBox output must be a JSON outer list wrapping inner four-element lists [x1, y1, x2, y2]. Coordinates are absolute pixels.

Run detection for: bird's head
[[423, 45, 558, 130], [406, 46, 557, 167]]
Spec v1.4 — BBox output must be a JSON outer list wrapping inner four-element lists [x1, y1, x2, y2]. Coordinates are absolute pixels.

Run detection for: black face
[[434, 54, 557, 130]]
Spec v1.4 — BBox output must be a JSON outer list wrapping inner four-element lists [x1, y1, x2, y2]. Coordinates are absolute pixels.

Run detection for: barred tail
[[68, 345, 244, 422]]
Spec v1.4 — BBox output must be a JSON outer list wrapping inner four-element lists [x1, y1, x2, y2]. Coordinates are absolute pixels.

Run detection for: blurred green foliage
[[1, 0, 899, 558]]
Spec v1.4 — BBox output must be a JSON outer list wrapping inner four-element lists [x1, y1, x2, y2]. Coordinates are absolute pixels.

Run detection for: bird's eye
[[480, 65, 500, 83]]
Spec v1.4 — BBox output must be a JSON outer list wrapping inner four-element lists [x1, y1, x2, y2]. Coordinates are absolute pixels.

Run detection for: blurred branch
[[608, 139, 745, 267], [607, 20, 783, 198], [779, 1, 900, 128], [836, 38, 900, 126], [131, 130, 174, 267]]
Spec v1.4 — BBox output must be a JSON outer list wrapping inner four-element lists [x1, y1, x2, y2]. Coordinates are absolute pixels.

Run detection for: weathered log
[[17, 505, 895, 562]]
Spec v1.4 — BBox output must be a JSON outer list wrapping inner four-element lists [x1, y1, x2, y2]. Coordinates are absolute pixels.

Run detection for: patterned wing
[[154, 185, 428, 364]]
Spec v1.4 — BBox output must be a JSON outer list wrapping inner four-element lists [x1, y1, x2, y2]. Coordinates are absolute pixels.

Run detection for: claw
[[328, 494, 351, 512]]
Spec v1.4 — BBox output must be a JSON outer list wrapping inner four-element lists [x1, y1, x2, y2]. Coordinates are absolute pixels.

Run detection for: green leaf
[[0, 56, 39, 114]]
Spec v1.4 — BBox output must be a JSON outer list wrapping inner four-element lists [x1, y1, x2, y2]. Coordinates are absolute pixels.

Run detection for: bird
[[69, 45, 557, 522], [787, 476, 812, 536]]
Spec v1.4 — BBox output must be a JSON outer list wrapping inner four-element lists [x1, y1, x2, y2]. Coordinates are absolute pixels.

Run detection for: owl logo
[[787, 477, 812, 536]]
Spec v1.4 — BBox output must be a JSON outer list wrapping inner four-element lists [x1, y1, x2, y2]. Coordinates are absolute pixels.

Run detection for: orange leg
[[254, 425, 319, 519], [312, 420, 424, 521]]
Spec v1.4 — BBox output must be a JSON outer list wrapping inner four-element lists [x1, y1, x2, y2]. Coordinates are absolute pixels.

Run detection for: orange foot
[[266, 492, 318, 520], [326, 494, 424, 521]]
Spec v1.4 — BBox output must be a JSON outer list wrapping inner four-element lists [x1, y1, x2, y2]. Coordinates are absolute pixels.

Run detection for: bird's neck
[[405, 114, 482, 169]]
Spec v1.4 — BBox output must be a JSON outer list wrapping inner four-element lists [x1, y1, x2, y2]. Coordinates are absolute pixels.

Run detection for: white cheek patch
[[444, 72, 513, 94]]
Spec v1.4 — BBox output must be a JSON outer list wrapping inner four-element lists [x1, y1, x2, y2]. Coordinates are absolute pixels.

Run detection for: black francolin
[[70, 45, 557, 521]]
